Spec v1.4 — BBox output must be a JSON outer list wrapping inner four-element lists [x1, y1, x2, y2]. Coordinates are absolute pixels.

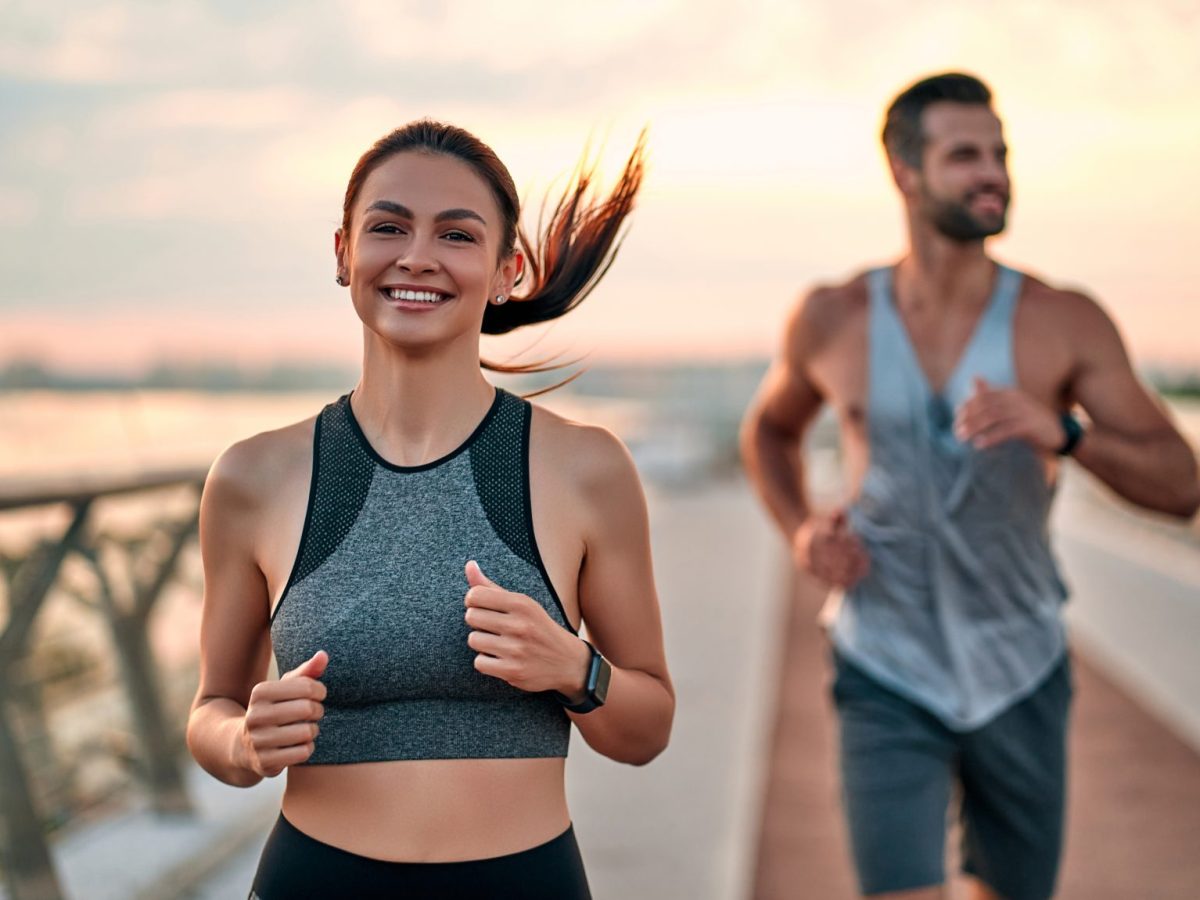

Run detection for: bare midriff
[[281, 757, 569, 862]]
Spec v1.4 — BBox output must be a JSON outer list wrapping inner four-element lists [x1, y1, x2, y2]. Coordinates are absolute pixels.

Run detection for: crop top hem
[[300, 694, 571, 765]]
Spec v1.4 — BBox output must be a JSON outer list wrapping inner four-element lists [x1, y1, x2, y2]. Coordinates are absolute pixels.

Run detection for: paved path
[[753, 562, 1200, 899], [564, 480, 786, 900], [1053, 468, 1200, 749]]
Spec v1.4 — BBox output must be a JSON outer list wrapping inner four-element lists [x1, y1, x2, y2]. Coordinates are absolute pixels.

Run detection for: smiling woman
[[185, 121, 671, 899], [338, 120, 645, 341]]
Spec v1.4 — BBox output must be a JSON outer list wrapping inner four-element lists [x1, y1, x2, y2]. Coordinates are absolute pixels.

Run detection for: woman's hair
[[341, 120, 645, 373]]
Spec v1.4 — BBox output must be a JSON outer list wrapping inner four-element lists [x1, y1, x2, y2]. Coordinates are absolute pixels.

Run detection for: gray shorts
[[832, 651, 1072, 899]]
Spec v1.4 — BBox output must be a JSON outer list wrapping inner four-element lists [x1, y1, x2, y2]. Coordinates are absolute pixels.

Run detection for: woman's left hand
[[463, 560, 590, 699]]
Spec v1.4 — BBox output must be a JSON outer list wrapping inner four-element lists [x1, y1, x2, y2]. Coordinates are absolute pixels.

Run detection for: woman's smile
[[379, 283, 457, 311]]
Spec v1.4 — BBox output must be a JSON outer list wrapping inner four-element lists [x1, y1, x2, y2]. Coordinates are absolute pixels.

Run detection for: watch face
[[592, 656, 612, 706]]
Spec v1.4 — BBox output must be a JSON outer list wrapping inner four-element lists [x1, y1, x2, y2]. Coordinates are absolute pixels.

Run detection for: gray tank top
[[832, 264, 1068, 730], [271, 388, 573, 763]]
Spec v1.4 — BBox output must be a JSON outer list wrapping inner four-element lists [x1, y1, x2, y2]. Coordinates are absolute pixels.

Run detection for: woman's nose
[[395, 236, 439, 273]]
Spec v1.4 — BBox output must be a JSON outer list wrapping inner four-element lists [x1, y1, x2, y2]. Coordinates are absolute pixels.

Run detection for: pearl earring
[[492, 294, 508, 305]]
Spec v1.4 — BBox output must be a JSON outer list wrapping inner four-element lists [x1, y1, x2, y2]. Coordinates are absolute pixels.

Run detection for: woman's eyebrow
[[365, 200, 413, 217], [435, 207, 487, 226], [364, 200, 486, 227]]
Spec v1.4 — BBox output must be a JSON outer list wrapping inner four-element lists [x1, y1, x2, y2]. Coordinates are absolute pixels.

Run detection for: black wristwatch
[[1056, 412, 1085, 456], [555, 640, 611, 714]]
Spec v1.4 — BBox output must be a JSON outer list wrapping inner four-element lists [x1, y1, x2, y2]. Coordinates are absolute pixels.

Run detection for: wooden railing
[[0, 467, 207, 900]]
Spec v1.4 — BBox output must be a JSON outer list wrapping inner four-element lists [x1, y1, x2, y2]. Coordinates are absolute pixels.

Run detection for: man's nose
[[981, 155, 1009, 186]]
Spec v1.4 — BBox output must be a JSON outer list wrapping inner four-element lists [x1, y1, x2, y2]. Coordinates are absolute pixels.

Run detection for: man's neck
[[897, 222, 995, 313]]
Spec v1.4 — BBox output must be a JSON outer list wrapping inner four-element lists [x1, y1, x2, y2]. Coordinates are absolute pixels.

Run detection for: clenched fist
[[792, 509, 870, 589], [238, 650, 327, 777], [954, 377, 1067, 453], [464, 561, 590, 700]]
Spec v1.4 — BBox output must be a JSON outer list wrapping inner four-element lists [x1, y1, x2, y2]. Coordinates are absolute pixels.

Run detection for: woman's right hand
[[239, 650, 328, 777]]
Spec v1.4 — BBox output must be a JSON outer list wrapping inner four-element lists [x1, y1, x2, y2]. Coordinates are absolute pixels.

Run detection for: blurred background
[[1, 1, 1198, 898]]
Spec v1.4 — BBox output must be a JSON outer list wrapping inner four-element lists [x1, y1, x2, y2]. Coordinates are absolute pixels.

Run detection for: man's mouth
[[969, 192, 1007, 215]]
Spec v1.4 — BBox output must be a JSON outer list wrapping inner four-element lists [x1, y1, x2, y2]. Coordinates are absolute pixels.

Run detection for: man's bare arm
[[740, 294, 826, 539], [741, 290, 870, 587], [956, 292, 1198, 518], [1068, 295, 1200, 518]]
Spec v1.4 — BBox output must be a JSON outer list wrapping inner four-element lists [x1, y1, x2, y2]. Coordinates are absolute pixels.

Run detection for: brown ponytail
[[482, 133, 645, 335]]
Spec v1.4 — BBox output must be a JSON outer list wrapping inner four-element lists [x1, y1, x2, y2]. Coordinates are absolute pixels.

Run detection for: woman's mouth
[[381, 287, 453, 307]]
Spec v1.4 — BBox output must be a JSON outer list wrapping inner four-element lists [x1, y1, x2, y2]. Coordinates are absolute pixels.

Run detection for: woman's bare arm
[[561, 426, 674, 765], [186, 428, 325, 786]]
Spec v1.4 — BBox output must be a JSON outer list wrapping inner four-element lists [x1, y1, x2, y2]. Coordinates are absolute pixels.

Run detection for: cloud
[[100, 87, 316, 133], [1, 0, 1199, 365]]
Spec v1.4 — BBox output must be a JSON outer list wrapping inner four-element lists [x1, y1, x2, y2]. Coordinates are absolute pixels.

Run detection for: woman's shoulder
[[528, 401, 639, 496], [204, 414, 319, 514]]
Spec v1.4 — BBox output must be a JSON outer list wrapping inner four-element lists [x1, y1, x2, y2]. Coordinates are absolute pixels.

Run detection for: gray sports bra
[[271, 388, 574, 763]]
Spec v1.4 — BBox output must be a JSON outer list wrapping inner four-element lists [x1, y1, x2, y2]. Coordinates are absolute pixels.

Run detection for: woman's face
[[336, 151, 516, 352]]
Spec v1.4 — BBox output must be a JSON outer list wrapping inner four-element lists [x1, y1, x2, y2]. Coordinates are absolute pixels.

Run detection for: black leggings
[[250, 814, 592, 899]]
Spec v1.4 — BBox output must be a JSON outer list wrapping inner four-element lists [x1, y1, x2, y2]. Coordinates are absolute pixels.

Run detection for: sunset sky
[[2, 0, 1198, 373]]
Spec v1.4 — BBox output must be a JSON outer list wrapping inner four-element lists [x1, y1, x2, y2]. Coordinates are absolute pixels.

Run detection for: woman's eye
[[371, 223, 405, 234], [443, 230, 475, 242]]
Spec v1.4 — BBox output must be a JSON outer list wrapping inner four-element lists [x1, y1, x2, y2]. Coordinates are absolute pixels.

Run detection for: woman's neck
[[351, 333, 496, 467]]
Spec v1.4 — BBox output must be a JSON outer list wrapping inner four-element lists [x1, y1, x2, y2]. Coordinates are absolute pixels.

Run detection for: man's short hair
[[882, 72, 993, 168]]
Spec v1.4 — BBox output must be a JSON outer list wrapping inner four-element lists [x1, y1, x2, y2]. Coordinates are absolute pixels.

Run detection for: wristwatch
[[1056, 412, 1085, 456], [555, 640, 611, 714]]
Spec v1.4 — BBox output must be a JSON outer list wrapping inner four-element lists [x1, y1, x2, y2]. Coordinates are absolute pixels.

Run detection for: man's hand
[[793, 509, 870, 588], [954, 377, 1066, 453]]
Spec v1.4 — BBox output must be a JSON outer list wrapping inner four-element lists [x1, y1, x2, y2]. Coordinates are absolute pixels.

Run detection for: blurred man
[[741, 72, 1199, 900]]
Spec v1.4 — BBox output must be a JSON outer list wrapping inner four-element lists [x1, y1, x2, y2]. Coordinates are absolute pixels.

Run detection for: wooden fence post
[[0, 503, 89, 900]]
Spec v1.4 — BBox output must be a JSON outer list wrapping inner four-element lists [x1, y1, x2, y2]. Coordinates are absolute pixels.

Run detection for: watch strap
[[555, 639, 610, 714], [1057, 412, 1084, 456]]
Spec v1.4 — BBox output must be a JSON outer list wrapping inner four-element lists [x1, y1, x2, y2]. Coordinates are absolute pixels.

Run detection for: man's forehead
[[921, 102, 1004, 145]]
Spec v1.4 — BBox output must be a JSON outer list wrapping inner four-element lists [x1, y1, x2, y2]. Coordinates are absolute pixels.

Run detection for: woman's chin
[[359, 317, 483, 356]]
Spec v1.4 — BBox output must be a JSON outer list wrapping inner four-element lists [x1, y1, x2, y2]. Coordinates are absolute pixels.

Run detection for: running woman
[[187, 121, 673, 899]]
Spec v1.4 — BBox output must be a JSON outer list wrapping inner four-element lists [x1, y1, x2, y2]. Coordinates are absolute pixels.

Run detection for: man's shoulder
[[790, 269, 873, 332], [1016, 269, 1113, 331], [803, 269, 872, 307]]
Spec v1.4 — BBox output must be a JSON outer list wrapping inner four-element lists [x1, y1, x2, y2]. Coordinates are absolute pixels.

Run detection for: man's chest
[[807, 305, 1074, 416]]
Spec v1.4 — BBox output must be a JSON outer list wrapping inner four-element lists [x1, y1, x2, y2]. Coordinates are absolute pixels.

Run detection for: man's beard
[[922, 187, 1008, 242]]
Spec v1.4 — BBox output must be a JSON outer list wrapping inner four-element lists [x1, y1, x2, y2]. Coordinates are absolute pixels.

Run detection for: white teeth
[[386, 288, 446, 303]]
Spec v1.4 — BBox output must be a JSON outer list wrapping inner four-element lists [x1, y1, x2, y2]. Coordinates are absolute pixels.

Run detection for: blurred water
[[0, 388, 655, 480], [2, 389, 1193, 479]]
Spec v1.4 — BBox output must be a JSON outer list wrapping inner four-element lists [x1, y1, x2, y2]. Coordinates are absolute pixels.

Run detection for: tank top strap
[[288, 397, 377, 592], [865, 266, 931, 439], [944, 264, 1023, 400], [865, 265, 895, 325], [866, 265, 927, 382], [467, 389, 540, 570], [972, 264, 1022, 346]]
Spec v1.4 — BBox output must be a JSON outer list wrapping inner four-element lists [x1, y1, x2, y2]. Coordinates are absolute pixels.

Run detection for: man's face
[[908, 102, 1010, 242]]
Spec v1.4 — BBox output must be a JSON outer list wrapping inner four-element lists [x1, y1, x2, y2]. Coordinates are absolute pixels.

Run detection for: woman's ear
[[511, 250, 526, 288], [334, 229, 349, 285], [497, 249, 523, 297]]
